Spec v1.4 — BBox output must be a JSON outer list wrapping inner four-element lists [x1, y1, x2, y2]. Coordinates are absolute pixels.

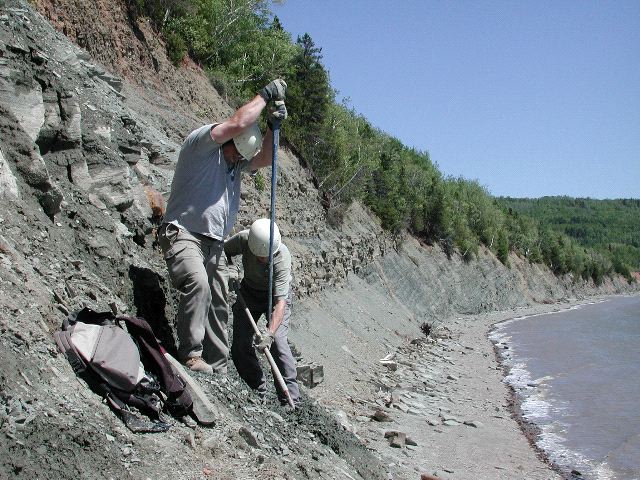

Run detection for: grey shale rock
[[238, 426, 260, 448], [372, 409, 393, 422]]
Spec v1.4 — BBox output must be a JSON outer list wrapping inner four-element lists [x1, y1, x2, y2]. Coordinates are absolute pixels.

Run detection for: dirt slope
[[1, 1, 637, 479]]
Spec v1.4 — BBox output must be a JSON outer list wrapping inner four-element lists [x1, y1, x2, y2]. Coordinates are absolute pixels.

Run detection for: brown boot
[[184, 356, 213, 374]]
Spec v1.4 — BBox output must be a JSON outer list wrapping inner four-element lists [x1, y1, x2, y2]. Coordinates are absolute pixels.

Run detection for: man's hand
[[267, 101, 287, 129], [259, 79, 287, 103], [227, 264, 240, 292], [228, 277, 240, 292], [255, 331, 274, 352]]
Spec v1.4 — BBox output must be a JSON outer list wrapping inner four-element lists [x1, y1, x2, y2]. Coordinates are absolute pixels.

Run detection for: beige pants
[[158, 223, 230, 373]]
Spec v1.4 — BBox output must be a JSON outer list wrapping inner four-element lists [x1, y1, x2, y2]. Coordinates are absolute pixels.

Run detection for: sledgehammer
[[235, 289, 295, 408]]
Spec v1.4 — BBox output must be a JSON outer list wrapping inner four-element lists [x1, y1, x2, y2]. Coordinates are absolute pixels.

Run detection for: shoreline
[[296, 276, 640, 479], [488, 293, 640, 480], [491, 321, 569, 480], [352, 295, 639, 479], [343, 301, 568, 479], [489, 299, 610, 478], [487, 297, 613, 480]]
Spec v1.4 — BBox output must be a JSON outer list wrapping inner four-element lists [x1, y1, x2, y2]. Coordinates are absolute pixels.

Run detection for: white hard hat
[[248, 218, 280, 257], [233, 123, 262, 160]]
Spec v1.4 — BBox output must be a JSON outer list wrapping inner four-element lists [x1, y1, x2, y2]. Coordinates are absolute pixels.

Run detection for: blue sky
[[273, 1, 639, 199]]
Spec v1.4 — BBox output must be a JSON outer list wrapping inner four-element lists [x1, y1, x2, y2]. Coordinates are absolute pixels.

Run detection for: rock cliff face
[[0, 1, 636, 479]]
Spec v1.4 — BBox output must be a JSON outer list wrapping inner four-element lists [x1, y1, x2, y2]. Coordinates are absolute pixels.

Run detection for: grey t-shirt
[[224, 230, 292, 301], [163, 124, 250, 240]]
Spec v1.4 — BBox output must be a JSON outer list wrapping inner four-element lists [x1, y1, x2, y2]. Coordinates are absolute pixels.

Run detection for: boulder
[[59, 93, 82, 147], [89, 165, 135, 211], [16, 148, 51, 190], [296, 362, 324, 388], [0, 68, 44, 142], [38, 184, 64, 217]]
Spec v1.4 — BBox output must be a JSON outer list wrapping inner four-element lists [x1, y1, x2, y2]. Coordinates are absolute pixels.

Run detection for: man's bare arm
[[268, 298, 287, 335], [210, 95, 267, 145], [247, 125, 275, 170]]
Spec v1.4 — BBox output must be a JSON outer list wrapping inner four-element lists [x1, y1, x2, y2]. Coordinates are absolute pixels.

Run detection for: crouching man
[[224, 219, 300, 406]]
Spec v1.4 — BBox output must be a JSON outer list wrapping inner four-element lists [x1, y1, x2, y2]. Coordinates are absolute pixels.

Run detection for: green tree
[[286, 33, 332, 161], [497, 230, 510, 266]]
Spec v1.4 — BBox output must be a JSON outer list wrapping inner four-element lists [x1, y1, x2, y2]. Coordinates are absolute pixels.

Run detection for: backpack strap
[[53, 330, 87, 374], [120, 315, 193, 417], [105, 391, 170, 433]]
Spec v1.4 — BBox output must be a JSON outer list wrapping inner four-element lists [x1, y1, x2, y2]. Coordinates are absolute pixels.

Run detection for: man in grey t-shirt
[[158, 79, 287, 374], [224, 219, 300, 406]]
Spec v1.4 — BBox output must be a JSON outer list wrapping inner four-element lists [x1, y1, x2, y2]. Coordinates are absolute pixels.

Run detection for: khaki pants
[[158, 223, 229, 372]]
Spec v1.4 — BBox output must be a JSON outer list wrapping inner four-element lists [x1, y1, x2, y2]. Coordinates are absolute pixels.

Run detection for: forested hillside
[[128, 0, 635, 284], [500, 197, 640, 271]]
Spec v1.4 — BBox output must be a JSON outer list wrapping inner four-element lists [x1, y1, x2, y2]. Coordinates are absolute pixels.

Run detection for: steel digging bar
[[235, 289, 294, 408], [266, 119, 280, 332], [262, 118, 296, 408]]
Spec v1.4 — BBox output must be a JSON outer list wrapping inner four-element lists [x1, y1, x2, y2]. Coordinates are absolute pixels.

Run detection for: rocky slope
[[0, 1, 636, 479]]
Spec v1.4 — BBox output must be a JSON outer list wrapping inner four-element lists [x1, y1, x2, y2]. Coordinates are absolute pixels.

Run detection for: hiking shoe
[[184, 357, 213, 374]]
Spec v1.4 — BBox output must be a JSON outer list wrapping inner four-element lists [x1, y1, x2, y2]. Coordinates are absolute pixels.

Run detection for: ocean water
[[491, 295, 640, 480]]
